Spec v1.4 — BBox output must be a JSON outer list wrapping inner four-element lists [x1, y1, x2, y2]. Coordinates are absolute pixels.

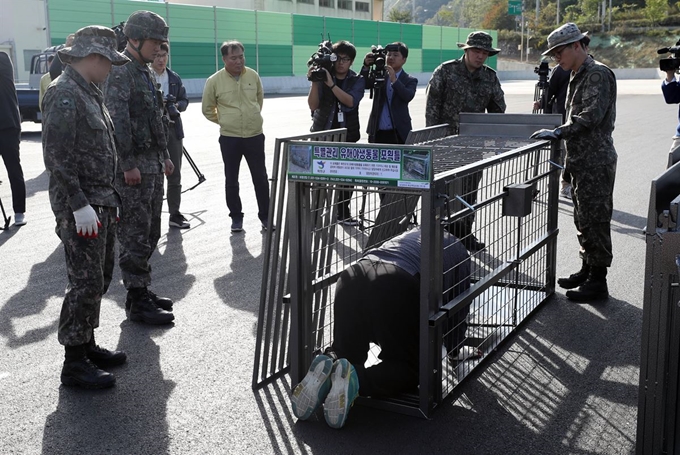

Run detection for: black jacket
[[0, 52, 20, 131], [311, 70, 362, 143], [362, 67, 418, 143]]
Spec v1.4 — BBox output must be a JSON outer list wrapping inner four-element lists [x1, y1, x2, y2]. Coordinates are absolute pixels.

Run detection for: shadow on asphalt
[[0, 246, 63, 348], [41, 321, 175, 454], [25, 169, 48, 199]]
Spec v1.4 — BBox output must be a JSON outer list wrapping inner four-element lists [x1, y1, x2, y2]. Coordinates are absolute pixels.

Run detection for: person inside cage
[[290, 227, 471, 429]]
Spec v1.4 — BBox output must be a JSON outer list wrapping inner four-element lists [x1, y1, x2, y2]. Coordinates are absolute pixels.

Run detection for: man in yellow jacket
[[202, 40, 270, 233]]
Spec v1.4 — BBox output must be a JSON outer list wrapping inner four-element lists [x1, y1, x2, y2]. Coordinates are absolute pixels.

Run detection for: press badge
[[337, 111, 344, 123]]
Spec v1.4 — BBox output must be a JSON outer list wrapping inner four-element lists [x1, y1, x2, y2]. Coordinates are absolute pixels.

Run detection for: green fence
[[47, 0, 497, 78]]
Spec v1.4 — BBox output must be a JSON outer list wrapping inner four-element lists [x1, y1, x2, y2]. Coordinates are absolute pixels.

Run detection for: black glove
[[530, 128, 561, 140]]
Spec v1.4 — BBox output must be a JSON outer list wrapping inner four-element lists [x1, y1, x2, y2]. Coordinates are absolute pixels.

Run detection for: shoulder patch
[[57, 98, 75, 109], [589, 72, 602, 84]]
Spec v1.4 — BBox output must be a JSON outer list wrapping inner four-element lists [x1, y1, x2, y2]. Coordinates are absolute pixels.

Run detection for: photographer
[[662, 67, 680, 167], [360, 42, 418, 144], [151, 42, 191, 229], [308, 40, 365, 225]]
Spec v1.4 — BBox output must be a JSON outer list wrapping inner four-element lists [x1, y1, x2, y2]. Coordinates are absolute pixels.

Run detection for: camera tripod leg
[[0, 194, 11, 230], [181, 146, 207, 193]]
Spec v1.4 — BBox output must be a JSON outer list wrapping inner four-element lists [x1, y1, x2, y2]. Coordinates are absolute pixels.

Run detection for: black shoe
[[566, 278, 609, 302], [147, 290, 173, 311], [557, 262, 590, 289], [169, 213, 190, 229], [128, 289, 175, 325], [61, 357, 116, 389], [566, 266, 609, 302], [462, 234, 485, 252], [231, 218, 244, 233], [86, 344, 127, 368]]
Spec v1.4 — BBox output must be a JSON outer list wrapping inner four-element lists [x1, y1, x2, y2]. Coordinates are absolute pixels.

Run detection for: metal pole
[[556, 0, 560, 25], [535, 0, 539, 22], [608, 0, 612, 31], [520, 13, 524, 63]]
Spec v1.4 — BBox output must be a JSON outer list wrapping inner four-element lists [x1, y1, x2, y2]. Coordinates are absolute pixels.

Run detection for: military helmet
[[123, 10, 168, 41]]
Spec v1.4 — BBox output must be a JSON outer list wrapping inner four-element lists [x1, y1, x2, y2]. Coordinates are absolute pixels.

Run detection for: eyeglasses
[[337, 57, 352, 63], [549, 44, 570, 61]]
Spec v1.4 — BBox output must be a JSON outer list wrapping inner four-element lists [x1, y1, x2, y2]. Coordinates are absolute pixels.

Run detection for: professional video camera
[[533, 60, 550, 114], [658, 40, 680, 72], [307, 38, 336, 82], [365, 44, 392, 89], [112, 22, 127, 53]]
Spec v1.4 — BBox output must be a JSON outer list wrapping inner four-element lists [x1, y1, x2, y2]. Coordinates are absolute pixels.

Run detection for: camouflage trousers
[[569, 161, 617, 268], [56, 206, 117, 346], [116, 172, 164, 289]]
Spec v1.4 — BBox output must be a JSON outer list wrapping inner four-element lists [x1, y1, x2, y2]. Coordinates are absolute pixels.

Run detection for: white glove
[[73, 205, 100, 238]]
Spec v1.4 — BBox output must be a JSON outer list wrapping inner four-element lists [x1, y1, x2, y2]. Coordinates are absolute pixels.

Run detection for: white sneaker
[[560, 185, 572, 200], [14, 213, 26, 226]]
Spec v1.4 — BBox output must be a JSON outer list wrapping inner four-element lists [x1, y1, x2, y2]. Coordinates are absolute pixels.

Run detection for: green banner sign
[[287, 142, 432, 189], [508, 0, 522, 15]]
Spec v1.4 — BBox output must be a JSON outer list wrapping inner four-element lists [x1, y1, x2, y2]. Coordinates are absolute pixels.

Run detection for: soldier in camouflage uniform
[[105, 10, 176, 325], [425, 31, 506, 252], [531, 23, 617, 302], [42, 25, 130, 389]]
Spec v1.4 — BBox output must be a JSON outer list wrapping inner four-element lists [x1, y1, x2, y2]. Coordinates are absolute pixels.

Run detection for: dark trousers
[[218, 134, 270, 222], [373, 128, 403, 145], [0, 128, 26, 213], [56, 206, 117, 346], [116, 172, 164, 289], [331, 258, 420, 397], [165, 126, 183, 216]]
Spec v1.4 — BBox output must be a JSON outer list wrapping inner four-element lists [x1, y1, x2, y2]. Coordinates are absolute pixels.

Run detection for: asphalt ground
[[0, 79, 673, 454]]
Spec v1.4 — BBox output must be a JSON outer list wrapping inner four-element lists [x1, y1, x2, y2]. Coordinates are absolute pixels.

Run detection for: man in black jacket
[[361, 42, 418, 144], [152, 42, 191, 229], [0, 52, 26, 226]]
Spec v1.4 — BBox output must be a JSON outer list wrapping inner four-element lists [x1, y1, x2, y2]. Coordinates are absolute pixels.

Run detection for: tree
[[481, 0, 518, 30], [645, 0, 668, 24], [387, 7, 413, 22]]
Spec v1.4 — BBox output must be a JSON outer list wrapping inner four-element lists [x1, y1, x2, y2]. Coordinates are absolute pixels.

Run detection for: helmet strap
[[129, 38, 153, 64]]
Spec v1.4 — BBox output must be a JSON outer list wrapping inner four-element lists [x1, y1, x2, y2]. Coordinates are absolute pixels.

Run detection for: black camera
[[365, 44, 391, 89], [165, 94, 180, 120], [658, 41, 680, 72], [534, 60, 550, 86], [307, 39, 336, 82]]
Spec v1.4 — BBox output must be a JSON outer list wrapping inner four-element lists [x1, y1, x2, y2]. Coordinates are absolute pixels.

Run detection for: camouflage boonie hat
[[124, 10, 169, 42], [57, 25, 129, 65], [543, 23, 588, 56], [457, 31, 500, 56]]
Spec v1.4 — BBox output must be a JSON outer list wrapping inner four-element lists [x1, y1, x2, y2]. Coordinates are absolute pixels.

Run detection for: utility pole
[[536, 0, 539, 22], [556, 0, 560, 25]]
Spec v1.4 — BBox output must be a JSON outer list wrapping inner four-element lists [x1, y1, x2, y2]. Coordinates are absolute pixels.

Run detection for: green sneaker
[[323, 358, 359, 429], [291, 354, 333, 420]]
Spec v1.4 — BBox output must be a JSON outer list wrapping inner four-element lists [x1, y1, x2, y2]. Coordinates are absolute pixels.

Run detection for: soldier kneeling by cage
[[290, 228, 472, 428]]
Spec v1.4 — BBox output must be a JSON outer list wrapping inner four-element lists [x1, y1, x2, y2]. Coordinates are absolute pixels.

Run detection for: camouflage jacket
[[561, 56, 618, 169], [104, 50, 169, 174], [42, 65, 120, 214], [425, 57, 506, 135]]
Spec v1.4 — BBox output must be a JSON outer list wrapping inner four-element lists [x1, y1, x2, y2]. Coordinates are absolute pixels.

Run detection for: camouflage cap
[[457, 31, 500, 56], [542, 23, 589, 56], [124, 10, 169, 42], [57, 25, 130, 65]]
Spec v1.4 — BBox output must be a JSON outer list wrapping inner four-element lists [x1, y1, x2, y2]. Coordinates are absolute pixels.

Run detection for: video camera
[[365, 44, 399, 89], [534, 60, 549, 86], [659, 40, 680, 72], [112, 22, 127, 53], [307, 37, 336, 82]]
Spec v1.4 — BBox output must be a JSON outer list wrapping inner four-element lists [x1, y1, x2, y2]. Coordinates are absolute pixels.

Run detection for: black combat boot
[[557, 261, 590, 289], [86, 334, 127, 368], [128, 288, 175, 325], [125, 289, 173, 312], [61, 344, 116, 389], [566, 266, 609, 302]]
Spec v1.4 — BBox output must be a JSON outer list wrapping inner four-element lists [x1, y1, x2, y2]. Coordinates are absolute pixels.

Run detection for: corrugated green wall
[[48, 0, 498, 78]]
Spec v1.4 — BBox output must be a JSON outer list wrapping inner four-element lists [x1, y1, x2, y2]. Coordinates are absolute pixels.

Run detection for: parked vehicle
[[17, 45, 60, 123]]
